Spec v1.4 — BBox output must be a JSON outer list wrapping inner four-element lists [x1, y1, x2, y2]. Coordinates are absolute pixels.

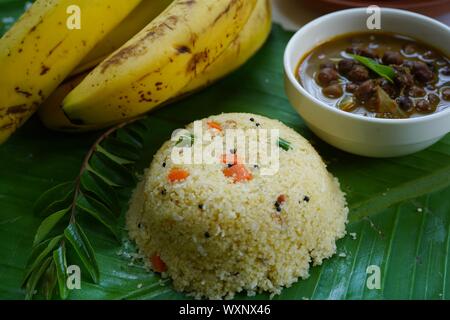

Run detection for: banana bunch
[[0, 0, 272, 141], [0, 0, 144, 143]]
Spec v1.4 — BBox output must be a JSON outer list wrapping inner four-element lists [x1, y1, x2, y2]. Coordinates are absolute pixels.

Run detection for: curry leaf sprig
[[22, 118, 148, 300]]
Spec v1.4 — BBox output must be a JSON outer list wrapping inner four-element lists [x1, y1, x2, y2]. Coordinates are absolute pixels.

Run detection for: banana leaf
[[1, 1, 449, 300]]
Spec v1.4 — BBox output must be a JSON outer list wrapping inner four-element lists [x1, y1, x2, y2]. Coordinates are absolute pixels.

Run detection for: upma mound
[[126, 113, 348, 299]]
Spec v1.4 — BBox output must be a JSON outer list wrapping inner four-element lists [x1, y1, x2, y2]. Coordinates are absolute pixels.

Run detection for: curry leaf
[[349, 54, 396, 83], [89, 153, 136, 187], [64, 223, 99, 283], [25, 256, 53, 300], [87, 164, 119, 188], [96, 145, 133, 165], [53, 244, 68, 300], [33, 182, 74, 217], [24, 240, 51, 273], [76, 193, 120, 239], [116, 127, 144, 149], [22, 236, 63, 287], [80, 171, 120, 214], [33, 208, 68, 246], [41, 261, 57, 300], [126, 122, 148, 139], [101, 137, 140, 161]]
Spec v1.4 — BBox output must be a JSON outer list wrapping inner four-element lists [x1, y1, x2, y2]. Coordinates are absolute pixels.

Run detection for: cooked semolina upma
[[126, 113, 348, 299]]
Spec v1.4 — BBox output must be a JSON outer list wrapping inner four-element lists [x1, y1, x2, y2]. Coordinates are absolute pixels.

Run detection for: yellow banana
[[40, 0, 174, 132], [39, 0, 271, 132], [0, 0, 143, 143], [71, 0, 173, 77], [62, 0, 257, 126], [38, 71, 102, 131], [182, 0, 271, 94]]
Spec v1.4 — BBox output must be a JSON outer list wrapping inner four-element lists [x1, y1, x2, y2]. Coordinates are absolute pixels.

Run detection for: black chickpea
[[407, 86, 426, 98], [323, 84, 343, 98], [442, 88, 450, 101], [347, 65, 369, 82], [316, 67, 339, 86], [382, 51, 403, 65], [396, 96, 414, 112], [345, 83, 358, 93], [338, 59, 354, 74]]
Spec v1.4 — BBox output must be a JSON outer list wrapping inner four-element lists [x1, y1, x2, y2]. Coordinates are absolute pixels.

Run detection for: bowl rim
[[284, 7, 450, 125]]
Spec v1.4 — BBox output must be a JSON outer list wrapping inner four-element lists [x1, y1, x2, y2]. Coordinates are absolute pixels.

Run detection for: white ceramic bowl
[[284, 8, 450, 157]]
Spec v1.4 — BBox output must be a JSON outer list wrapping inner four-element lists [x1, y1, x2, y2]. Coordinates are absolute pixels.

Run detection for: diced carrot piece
[[277, 194, 286, 204], [150, 255, 167, 273], [223, 164, 253, 183], [207, 121, 222, 132], [168, 168, 189, 183], [221, 153, 239, 165]]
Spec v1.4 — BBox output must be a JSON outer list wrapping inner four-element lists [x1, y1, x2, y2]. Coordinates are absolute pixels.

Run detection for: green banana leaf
[[1, 1, 450, 300]]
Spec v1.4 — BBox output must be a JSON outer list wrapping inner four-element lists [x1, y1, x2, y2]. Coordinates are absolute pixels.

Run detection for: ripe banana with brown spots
[[181, 0, 271, 94], [62, 0, 258, 126], [0, 0, 143, 143], [71, 0, 173, 77], [39, 0, 271, 132]]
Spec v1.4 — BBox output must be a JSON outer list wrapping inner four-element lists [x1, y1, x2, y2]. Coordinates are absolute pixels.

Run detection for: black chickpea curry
[[297, 32, 450, 119]]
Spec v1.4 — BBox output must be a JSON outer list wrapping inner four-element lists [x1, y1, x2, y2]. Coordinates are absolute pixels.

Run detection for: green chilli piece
[[278, 138, 292, 151]]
